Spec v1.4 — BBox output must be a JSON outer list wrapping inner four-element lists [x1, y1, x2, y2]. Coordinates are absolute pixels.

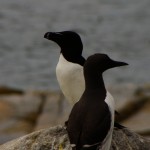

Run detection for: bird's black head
[[84, 53, 128, 89], [44, 31, 83, 59], [84, 53, 128, 74]]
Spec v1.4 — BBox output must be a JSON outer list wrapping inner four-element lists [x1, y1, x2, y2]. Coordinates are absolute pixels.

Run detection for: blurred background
[[0, 0, 150, 144]]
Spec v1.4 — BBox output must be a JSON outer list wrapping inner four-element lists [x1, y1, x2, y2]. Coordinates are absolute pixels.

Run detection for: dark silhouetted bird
[[66, 53, 128, 150]]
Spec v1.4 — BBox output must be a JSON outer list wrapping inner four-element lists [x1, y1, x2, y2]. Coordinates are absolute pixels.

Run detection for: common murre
[[44, 31, 124, 129], [66, 53, 128, 150]]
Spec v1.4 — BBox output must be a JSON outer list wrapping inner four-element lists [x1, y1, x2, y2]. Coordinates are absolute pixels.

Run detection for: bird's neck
[[60, 51, 85, 66], [85, 72, 106, 92]]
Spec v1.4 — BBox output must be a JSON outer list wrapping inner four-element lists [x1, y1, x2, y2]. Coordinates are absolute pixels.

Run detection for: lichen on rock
[[0, 125, 150, 150]]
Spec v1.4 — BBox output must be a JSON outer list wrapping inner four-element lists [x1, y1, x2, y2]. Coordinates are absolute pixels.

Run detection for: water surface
[[0, 0, 150, 90]]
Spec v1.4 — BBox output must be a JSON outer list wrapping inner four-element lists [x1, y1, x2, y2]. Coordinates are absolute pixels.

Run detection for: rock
[[0, 86, 23, 95], [135, 84, 150, 97], [108, 83, 136, 109], [116, 95, 149, 122], [115, 84, 150, 135], [0, 101, 14, 121], [0, 125, 150, 150], [34, 92, 71, 130], [1, 85, 150, 147], [0, 91, 46, 144], [111, 127, 150, 150], [122, 100, 150, 135]]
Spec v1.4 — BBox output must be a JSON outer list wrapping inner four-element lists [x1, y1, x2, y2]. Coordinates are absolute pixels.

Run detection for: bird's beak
[[44, 32, 62, 40], [110, 59, 128, 68]]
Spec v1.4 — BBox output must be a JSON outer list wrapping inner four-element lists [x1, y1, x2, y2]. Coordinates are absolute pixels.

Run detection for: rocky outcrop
[[116, 85, 150, 136], [0, 86, 23, 95], [0, 85, 150, 145], [116, 84, 150, 122], [0, 125, 150, 150], [0, 88, 69, 144]]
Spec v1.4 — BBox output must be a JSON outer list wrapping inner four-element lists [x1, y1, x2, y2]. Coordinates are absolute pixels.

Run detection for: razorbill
[[44, 31, 124, 129], [44, 31, 85, 104], [66, 53, 128, 150]]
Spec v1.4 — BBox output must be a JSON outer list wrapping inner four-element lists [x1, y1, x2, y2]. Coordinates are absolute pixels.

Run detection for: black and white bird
[[44, 31, 124, 129], [66, 53, 128, 150], [44, 31, 85, 104]]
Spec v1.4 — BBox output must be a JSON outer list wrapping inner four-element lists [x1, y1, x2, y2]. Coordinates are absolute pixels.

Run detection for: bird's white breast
[[105, 92, 115, 117], [56, 54, 85, 105], [101, 92, 115, 150]]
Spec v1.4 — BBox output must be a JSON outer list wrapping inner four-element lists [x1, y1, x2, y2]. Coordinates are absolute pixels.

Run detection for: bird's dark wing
[[66, 102, 85, 148], [66, 97, 112, 149], [79, 102, 111, 148]]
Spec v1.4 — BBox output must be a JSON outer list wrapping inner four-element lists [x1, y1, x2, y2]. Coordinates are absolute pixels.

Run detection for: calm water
[[0, 0, 150, 90]]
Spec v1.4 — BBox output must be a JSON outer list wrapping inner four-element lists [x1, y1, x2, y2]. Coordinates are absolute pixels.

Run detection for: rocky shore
[[0, 84, 150, 147], [0, 126, 150, 150], [0, 86, 71, 144]]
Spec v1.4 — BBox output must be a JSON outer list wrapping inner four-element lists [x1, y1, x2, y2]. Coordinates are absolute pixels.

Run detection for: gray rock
[[0, 91, 45, 144], [0, 86, 23, 95], [34, 92, 69, 130], [0, 125, 150, 150]]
